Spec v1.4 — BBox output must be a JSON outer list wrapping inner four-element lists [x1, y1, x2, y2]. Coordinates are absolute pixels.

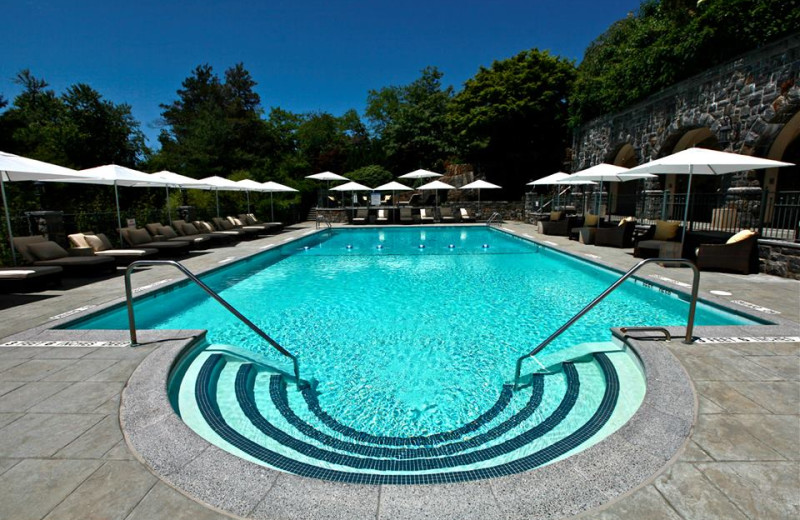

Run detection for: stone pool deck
[[0, 221, 797, 520]]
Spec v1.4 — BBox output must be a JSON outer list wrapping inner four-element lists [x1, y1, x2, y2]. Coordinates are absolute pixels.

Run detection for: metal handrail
[[124, 260, 304, 387], [619, 326, 672, 341], [486, 212, 503, 226], [316, 215, 331, 229], [513, 258, 699, 389]]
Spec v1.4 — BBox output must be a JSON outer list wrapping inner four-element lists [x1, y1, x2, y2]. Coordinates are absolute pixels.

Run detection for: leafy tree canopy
[[570, 0, 800, 125], [344, 164, 393, 187]]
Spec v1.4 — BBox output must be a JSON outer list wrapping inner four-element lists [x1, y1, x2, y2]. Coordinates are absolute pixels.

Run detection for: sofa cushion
[[27, 241, 69, 261], [726, 229, 756, 244], [584, 214, 599, 226], [159, 225, 178, 239], [68, 233, 90, 248], [654, 220, 680, 240], [549, 211, 562, 221], [127, 228, 152, 245], [85, 233, 112, 252], [181, 223, 200, 236]]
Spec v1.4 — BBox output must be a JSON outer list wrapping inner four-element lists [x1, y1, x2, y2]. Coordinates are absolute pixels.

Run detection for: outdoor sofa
[[594, 219, 637, 248], [12, 236, 116, 275], [0, 266, 63, 292], [120, 227, 191, 256], [68, 232, 158, 266], [695, 230, 759, 274]]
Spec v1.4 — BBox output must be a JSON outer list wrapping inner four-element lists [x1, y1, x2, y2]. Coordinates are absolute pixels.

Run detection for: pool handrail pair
[[513, 257, 699, 389], [316, 215, 331, 229], [124, 260, 304, 388]]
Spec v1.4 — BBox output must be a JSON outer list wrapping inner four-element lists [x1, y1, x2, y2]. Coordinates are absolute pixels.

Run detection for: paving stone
[[43, 460, 157, 520], [29, 381, 122, 413], [694, 381, 768, 413], [89, 358, 144, 381], [692, 414, 785, 461], [32, 346, 99, 359], [697, 394, 725, 414], [0, 380, 72, 411], [93, 392, 122, 414], [0, 412, 22, 428], [1, 358, 78, 381], [747, 355, 800, 380], [126, 482, 231, 520], [103, 440, 136, 460], [55, 414, 124, 459], [379, 481, 503, 520], [732, 414, 800, 461], [42, 358, 117, 381], [0, 457, 19, 475], [584, 485, 683, 519], [0, 380, 24, 398], [0, 458, 102, 520], [0, 412, 105, 457], [734, 381, 800, 414], [253, 472, 377, 520], [654, 463, 749, 520], [697, 461, 800, 519], [0, 358, 26, 372], [679, 441, 714, 462]]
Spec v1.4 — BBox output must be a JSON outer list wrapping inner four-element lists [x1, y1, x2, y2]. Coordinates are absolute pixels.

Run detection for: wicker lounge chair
[[541, 216, 582, 236], [0, 266, 62, 292], [351, 208, 368, 224], [145, 223, 213, 250], [696, 230, 759, 274], [120, 228, 191, 256], [594, 220, 637, 248], [12, 236, 116, 275], [439, 207, 455, 222], [400, 207, 414, 224], [459, 208, 475, 222], [419, 208, 434, 223], [172, 220, 232, 246], [68, 232, 158, 266], [376, 209, 389, 224]]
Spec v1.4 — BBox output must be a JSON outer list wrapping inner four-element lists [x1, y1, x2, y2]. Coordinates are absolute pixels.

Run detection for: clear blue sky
[[2, 0, 642, 148]]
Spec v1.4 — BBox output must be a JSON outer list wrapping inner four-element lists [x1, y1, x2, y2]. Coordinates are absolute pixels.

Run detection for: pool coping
[[2, 223, 797, 519]]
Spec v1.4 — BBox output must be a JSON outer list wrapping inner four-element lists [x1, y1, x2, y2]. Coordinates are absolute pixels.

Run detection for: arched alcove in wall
[[762, 109, 800, 224]]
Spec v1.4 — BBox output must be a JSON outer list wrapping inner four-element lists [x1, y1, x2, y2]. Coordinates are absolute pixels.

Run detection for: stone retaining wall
[[759, 240, 800, 279]]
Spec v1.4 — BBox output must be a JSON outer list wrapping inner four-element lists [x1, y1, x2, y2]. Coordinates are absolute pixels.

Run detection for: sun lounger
[[172, 220, 232, 246], [439, 207, 455, 222], [12, 236, 116, 275], [459, 208, 475, 222], [376, 209, 389, 223], [145, 223, 213, 250], [419, 208, 434, 223], [0, 266, 62, 292], [239, 214, 282, 232], [400, 207, 414, 224], [68, 232, 158, 266], [594, 220, 636, 248], [120, 228, 191, 256], [212, 217, 261, 238], [194, 220, 248, 240], [351, 208, 368, 224], [227, 216, 273, 235]]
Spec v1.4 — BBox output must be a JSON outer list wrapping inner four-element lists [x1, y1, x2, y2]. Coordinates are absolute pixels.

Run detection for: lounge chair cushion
[[27, 241, 69, 261], [145, 223, 163, 236], [159, 225, 179, 238], [181, 223, 200, 236], [653, 220, 680, 240], [0, 266, 62, 279], [549, 211, 562, 221], [726, 229, 756, 244], [618, 216, 635, 227], [68, 233, 90, 248], [127, 228, 153, 245], [85, 233, 114, 252], [584, 214, 599, 226]]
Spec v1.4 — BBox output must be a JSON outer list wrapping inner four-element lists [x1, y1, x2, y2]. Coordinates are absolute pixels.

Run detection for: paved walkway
[[0, 222, 797, 520]]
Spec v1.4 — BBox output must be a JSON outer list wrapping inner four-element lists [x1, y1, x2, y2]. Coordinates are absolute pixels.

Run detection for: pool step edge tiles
[[186, 352, 620, 484]]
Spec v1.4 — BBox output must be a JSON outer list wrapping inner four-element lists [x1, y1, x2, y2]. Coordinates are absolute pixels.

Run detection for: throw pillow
[[84, 234, 108, 252], [27, 241, 68, 261], [128, 228, 152, 245], [159, 226, 178, 239], [550, 211, 562, 221], [584, 214, 599, 226], [182, 223, 200, 236], [726, 229, 756, 244], [653, 220, 680, 241]]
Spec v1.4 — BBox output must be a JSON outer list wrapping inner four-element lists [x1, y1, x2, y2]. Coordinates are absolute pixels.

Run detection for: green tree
[[345, 164, 393, 187], [365, 66, 454, 173], [449, 49, 576, 196]]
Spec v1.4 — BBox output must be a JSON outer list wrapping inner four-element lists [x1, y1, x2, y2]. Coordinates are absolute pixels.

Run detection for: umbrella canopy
[[571, 163, 653, 218], [0, 151, 89, 265], [417, 180, 455, 211], [235, 179, 269, 213], [306, 171, 349, 181], [260, 181, 298, 221], [374, 181, 412, 191], [398, 169, 442, 180], [137, 170, 211, 225], [460, 179, 501, 208], [624, 147, 794, 250], [198, 176, 247, 217], [330, 181, 372, 191], [527, 172, 571, 186]]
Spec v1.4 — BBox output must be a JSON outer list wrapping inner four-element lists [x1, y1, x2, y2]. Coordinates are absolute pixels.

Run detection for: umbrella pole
[[114, 182, 123, 245], [246, 190, 250, 213], [1, 173, 17, 266], [215, 189, 220, 218], [166, 186, 172, 226], [270, 192, 274, 222], [680, 169, 693, 254]]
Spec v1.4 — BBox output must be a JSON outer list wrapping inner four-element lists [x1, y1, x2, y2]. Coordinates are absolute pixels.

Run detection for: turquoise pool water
[[72, 227, 755, 440]]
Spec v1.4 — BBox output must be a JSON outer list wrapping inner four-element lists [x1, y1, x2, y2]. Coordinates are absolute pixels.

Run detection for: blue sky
[[2, 0, 642, 147]]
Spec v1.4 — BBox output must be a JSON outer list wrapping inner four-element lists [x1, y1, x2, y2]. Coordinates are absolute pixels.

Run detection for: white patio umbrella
[[261, 181, 298, 221], [460, 179, 501, 207], [0, 151, 90, 265], [306, 171, 349, 207], [558, 177, 598, 215], [235, 179, 268, 213], [197, 176, 247, 217], [527, 171, 573, 210], [571, 163, 654, 218], [331, 181, 372, 217], [417, 179, 456, 211], [623, 147, 795, 250], [138, 170, 211, 225], [37, 164, 170, 243], [374, 181, 412, 206], [398, 169, 442, 180]]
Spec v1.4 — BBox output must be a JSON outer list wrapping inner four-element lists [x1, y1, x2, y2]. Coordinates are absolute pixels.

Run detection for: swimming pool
[[70, 226, 760, 483]]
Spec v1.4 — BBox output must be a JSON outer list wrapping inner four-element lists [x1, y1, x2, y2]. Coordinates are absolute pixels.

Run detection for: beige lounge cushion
[[461, 208, 471, 217], [584, 214, 599, 226], [68, 233, 90, 248], [549, 210, 562, 221], [12, 236, 47, 263], [0, 266, 61, 279], [127, 228, 152, 245], [28, 241, 69, 261], [726, 229, 756, 244], [653, 220, 680, 240], [195, 221, 214, 233], [618, 216, 635, 227], [145, 223, 163, 235]]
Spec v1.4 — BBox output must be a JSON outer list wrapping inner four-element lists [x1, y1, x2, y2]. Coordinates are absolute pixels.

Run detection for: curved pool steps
[[185, 351, 619, 484]]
